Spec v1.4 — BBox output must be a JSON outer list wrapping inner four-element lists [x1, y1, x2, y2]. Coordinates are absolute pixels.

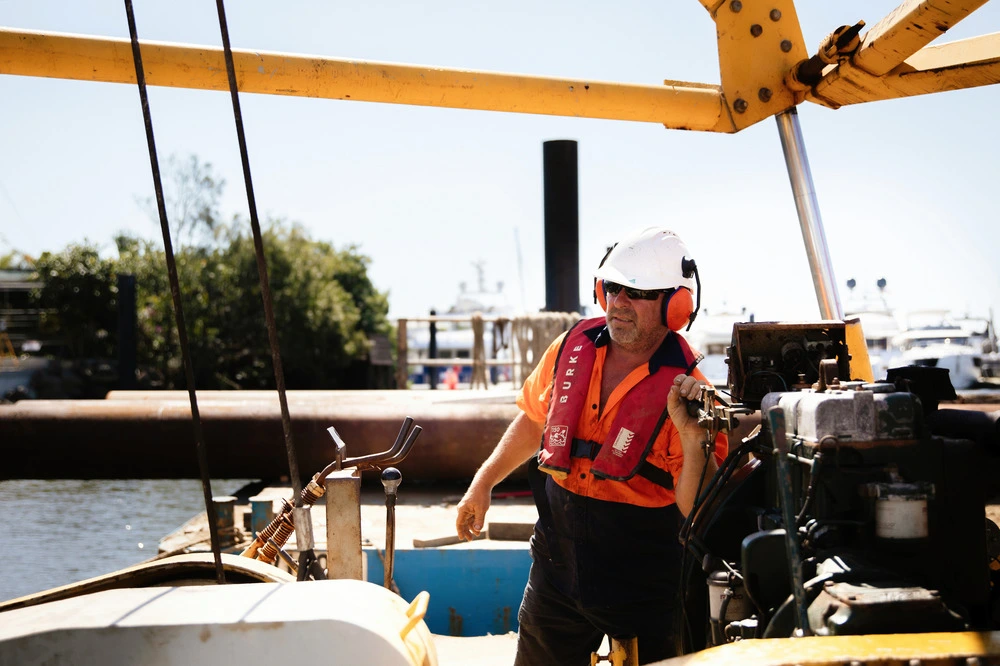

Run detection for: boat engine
[[680, 322, 1000, 649]]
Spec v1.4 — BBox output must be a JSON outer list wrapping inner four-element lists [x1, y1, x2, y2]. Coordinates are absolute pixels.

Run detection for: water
[[0, 479, 253, 603]]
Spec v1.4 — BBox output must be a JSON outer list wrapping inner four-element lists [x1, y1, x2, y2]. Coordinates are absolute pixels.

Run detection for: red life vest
[[537, 316, 698, 486]]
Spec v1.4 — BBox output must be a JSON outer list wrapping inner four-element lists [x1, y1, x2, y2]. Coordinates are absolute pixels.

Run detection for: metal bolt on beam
[[751, 24, 763, 37], [758, 88, 772, 102], [770, 9, 782, 21], [733, 98, 748, 113], [780, 40, 793, 52], [730, 0, 742, 13]]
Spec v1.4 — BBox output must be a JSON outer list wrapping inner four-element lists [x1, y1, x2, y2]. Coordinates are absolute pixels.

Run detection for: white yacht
[[405, 263, 516, 387], [889, 310, 996, 389]]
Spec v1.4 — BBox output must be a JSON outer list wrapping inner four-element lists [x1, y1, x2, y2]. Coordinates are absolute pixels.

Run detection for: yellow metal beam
[[679, 630, 1000, 665], [697, 0, 810, 130], [0, 28, 730, 132], [809, 32, 1000, 107], [712, 0, 809, 130], [852, 0, 990, 76]]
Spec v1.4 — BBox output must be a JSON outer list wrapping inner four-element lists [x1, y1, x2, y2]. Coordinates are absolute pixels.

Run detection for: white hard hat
[[594, 227, 696, 291]]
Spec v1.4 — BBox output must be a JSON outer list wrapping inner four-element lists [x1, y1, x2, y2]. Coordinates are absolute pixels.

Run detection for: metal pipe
[[428, 310, 439, 390], [116, 274, 136, 390], [766, 406, 812, 636], [396, 319, 408, 390], [543, 140, 581, 314], [0, 398, 519, 481], [774, 109, 843, 320], [381, 467, 401, 590]]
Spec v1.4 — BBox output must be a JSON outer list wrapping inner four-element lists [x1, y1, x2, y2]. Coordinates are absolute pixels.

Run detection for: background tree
[[1, 252, 28, 270], [29, 154, 392, 392], [31, 244, 119, 359], [136, 153, 225, 247]]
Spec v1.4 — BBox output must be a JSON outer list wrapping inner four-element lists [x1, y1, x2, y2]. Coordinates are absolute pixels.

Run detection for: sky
[[1, 0, 998, 329]]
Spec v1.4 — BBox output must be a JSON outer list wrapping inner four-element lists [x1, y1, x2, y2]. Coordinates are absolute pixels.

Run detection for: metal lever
[[381, 466, 401, 590], [343, 416, 413, 467], [380, 424, 422, 466], [319, 417, 418, 479], [687, 385, 753, 434]]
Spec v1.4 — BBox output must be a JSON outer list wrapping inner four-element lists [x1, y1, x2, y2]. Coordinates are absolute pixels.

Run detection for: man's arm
[[668, 373, 718, 517], [455, 411, 543, 541]]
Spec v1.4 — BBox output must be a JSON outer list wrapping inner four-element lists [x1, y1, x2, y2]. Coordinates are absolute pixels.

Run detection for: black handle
[[685, 397, 701, 419]]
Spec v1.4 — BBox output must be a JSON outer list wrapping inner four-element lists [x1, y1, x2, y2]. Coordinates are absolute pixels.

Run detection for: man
[[455, 227, 728, 665]]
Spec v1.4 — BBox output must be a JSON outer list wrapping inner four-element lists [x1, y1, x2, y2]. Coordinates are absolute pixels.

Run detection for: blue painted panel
[[365, 547, 531, 636]]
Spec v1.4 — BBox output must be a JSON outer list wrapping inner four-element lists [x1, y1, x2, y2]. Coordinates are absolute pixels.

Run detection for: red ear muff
[[663, 287, 694, 331], [595, 279, 608, 312]]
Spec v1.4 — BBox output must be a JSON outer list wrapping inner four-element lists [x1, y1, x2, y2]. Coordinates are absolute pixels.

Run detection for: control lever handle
[[685, 398, 701, 419], [317, 417, 420, 480], [381, 467, 401, 590]]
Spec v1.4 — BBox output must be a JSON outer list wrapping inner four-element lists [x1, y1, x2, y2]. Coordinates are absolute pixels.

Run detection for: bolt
[[750, 24, 763, 37], [758, 87, 772, 102], [733, 98, 748, 114], [780, 39, 793, 52], [730, 0, 742, 12], [770, 9, 782, 21]]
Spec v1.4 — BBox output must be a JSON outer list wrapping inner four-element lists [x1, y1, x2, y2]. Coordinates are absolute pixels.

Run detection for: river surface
[[0, 479, 253, 603]]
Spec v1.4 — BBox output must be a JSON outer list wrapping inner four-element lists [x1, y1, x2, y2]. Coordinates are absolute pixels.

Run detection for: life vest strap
[[570, 438, 674, 490]]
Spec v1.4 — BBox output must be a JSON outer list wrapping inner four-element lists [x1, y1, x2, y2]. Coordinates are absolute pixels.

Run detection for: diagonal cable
[[214, 0, 302, 502], [122, 0, 225, 584]]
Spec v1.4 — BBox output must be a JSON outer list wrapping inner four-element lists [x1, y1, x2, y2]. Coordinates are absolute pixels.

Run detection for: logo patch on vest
[[549, 425, 569, 448], [611, 427, 635, 457]]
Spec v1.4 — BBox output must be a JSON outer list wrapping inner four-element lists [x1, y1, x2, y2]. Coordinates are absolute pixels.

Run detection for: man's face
[[605, 285, 670, 353]]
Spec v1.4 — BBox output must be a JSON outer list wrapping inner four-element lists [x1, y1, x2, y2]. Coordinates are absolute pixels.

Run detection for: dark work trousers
[[514, 479, 682, 665], [514, 561, 677, 665]]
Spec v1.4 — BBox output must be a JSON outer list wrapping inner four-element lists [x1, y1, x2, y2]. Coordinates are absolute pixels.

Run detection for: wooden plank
[[486, 522, 535, 541]]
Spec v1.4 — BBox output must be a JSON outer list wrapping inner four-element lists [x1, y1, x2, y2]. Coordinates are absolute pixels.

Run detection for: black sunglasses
[[603, 282, 668, 301]]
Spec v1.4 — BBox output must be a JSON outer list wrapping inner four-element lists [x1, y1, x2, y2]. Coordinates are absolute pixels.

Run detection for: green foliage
[[31, 245, 120, 358], [31, 221, 391, 389], [29, 153, 392, 390], [0, 251, 32, 270]]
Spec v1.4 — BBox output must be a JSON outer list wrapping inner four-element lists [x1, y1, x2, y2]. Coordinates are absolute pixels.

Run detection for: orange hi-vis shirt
[[517, 327, 729, 508]]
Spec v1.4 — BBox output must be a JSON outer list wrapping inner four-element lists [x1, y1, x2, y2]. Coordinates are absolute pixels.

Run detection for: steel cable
[[122, 0, 225, 584], [213, 0, 303, 503]]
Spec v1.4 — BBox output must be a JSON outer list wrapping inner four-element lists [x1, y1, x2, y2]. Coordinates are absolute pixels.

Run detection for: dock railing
[[395, 312, 579, 389]]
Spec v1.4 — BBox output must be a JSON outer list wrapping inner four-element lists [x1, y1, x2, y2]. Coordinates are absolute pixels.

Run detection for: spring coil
[[254, 498, 293, 546], [241, 476, 327, 561], [258, 515, 295, 565], [301, 478, 325, 506]]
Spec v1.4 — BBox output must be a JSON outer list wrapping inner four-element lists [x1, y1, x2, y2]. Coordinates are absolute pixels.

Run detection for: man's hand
[[667, 373, 707, 439], [456, 482, 491, 541], [454, 411, 543, 540], [669, 373, 716, 517]]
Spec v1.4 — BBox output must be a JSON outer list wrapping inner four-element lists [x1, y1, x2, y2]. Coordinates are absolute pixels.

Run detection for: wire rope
[[122, 0, 225, 584]]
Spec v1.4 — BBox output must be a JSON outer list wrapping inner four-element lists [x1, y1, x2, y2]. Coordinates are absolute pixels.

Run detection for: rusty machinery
[[240, 416, 421, 584]]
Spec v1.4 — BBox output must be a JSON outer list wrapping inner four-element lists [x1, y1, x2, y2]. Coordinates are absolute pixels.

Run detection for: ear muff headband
[[663, 288, 695, 332], [593, 244, 617, 310]]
